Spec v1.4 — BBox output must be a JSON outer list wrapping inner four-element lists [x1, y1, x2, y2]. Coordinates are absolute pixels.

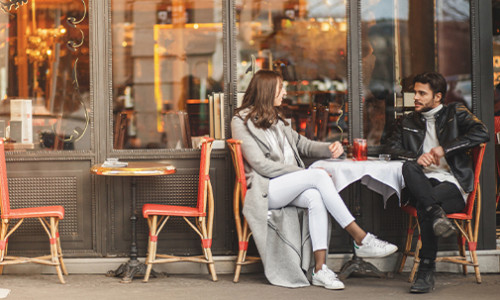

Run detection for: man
[[385, 72, 489, 293]]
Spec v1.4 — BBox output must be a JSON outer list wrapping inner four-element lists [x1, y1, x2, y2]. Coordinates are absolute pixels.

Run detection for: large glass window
[[0, 0, 90, 151], [361, 0, 471, 146], [236, 0, 348, 142], [112, 0, 224, 150]]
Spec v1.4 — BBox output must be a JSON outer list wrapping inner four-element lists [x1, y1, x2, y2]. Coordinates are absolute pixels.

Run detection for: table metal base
[[338, 181, 393, 281], [106, 260, 165, 283], [339, 255, 391, 280]]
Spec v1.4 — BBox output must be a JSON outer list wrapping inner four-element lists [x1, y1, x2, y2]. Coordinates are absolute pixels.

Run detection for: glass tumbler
[[353, 138, 367, 161]]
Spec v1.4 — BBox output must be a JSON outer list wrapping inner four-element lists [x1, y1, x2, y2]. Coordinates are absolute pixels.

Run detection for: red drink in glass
[[352, 141, 358, 159], [353, 138, 367, 161]]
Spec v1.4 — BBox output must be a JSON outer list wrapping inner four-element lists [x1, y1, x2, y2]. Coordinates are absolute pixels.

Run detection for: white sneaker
[[354, 233, 398, 258], [312, 264, 345, 290]]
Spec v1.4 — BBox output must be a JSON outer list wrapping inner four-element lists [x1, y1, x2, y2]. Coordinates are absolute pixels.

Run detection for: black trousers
[[402, 161, 465, 261]]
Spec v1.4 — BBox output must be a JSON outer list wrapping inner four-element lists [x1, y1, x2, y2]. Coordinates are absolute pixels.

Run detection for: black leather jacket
[[385, 103, 489, 193]]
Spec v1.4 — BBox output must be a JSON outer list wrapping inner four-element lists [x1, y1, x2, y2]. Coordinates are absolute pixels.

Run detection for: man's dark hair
[[413, 72, 447, 100]]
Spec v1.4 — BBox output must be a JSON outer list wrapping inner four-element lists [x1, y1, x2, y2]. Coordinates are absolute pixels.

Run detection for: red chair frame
[[0, 140, 67, 283], [142, 137, 217, 282], [227, 139, 260, 283], [398, 143, 485, 283]]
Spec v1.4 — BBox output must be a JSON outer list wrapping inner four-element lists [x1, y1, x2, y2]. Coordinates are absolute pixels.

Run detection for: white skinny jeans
[[268, 168, 355, 251]]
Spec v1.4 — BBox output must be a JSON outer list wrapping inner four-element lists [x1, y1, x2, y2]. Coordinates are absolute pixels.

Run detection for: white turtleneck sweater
[[421, 104, 467, 201]]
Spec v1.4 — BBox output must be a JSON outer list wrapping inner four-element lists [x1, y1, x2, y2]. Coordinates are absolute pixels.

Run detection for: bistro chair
[[142, 137, 217, 282], [0, 140, 67, 284], [398, 143, 486, 284], [226, 139, 261, 283]]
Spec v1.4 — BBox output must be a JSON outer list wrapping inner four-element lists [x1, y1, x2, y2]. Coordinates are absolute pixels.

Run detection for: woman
[[231, 70, 397, 290]]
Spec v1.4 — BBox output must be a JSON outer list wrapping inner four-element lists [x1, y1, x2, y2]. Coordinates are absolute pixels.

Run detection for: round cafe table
[[91, 162, 176, 283]]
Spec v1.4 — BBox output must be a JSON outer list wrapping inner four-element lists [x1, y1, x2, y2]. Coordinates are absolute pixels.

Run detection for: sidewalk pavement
[[1, 272, 500, 300]]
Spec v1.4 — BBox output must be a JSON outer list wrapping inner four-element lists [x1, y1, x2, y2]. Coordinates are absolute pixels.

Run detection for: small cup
[[353, 138, 367, 161], [379, 154, 391, 161]]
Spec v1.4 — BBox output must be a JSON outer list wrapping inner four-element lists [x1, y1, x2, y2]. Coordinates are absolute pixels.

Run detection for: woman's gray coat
[[231, 110, 332, 287]]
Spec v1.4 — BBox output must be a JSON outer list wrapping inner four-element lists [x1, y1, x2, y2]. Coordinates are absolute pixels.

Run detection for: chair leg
[[50, 217, 65, 284], [470, 248, 482, 283], [55, 220, 68, 276], [0, 219, 9, 275], [466, 221, 481, 283], [144, 216, 158, 283], [205, 247, 217, 282], [398, 215, 414, 273], [199, 217, 217, 282], [233, 250, 244, 283], [409, 236, 421, 283], [234, 221, 251, 283], [457, 229, 467, 275]]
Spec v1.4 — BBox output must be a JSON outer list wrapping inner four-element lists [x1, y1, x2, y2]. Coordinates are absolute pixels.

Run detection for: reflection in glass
[[361, 0, 471, 146], [112, 0, 224, 150], [0, 0, 90, 150], [235, 0, 347, 142], [493, 1, 500, 116]]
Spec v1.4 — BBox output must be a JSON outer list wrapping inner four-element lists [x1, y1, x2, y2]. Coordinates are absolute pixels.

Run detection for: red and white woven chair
[[0, 140, 67, 283], [142, 137, 217, 282], [227, 139, 260, 283], [398, 143, 486, 284]]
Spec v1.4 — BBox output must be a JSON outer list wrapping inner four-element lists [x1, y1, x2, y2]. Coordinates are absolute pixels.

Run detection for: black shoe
[[410, 264, 435, 293], [428, 205, 456, 238]]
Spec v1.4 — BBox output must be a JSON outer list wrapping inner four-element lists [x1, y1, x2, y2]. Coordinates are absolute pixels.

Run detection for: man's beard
[[419, 106, 433, 113]]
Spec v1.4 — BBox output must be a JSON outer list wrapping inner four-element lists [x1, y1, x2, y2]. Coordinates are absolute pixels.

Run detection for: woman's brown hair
[[235, 70, 288, 129]]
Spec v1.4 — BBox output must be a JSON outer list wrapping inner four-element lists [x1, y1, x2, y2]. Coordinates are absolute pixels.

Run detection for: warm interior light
[[321, 22, 331, 32], [26, 25, 67, 62], [339, 22, 347, 32]]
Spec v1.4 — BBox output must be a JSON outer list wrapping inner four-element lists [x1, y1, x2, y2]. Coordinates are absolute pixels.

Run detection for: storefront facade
[[1, 0, 496, 261]]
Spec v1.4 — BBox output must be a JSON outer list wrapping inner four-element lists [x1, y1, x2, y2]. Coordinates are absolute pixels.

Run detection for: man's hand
[[429, 146, 445, 166], [417, 153, 436, 167], [329, 141, 344, 159]]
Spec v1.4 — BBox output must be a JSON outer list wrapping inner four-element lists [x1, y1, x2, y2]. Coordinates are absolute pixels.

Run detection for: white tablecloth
[[310, 158, 405, 207]]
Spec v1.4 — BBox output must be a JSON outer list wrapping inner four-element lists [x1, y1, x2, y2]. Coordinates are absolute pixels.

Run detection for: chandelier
[[26, 26, 67, 62], [0, 0, 29, 13]]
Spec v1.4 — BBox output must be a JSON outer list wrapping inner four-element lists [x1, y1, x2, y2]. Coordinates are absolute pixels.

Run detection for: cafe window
[[0, 0, 90, 151], [111, 0, 224, 150], [235, 0, 348, 142], [361, 0, 472, 146]]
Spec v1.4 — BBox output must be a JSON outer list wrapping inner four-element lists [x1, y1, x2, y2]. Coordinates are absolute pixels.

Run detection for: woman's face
[[273, 80, 286, 106]]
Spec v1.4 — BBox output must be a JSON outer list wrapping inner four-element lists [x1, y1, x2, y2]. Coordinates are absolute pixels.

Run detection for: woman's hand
[[328, 141, 344, 159]]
